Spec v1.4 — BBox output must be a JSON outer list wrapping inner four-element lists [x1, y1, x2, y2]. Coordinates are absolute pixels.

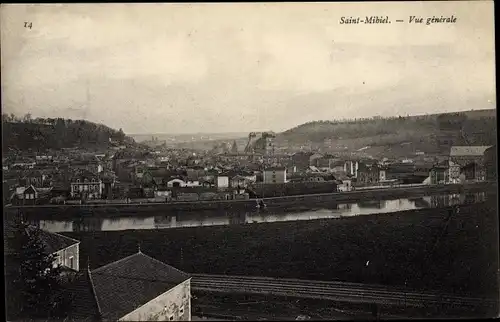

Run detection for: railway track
[[190, 274, 497, 309]]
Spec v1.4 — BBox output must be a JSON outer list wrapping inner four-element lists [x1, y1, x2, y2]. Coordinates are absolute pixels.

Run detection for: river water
[[31, 192, 488, 233]]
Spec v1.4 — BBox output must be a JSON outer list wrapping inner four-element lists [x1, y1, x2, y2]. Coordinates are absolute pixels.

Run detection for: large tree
[[7, 220, 70, 320]]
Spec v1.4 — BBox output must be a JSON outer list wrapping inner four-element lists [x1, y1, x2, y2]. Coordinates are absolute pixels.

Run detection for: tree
[[8, 220, 69, 320], [23, 113, 32, 123], [231, 140, 238, 153]]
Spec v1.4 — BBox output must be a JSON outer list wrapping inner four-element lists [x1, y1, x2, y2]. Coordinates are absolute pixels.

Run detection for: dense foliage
[[2, 113, 134, 152], [280, 109, 497, 147], [7, 220, 70, 320]]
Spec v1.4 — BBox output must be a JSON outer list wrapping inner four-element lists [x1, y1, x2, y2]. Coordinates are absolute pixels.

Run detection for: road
[[190, 274, 497, 310]]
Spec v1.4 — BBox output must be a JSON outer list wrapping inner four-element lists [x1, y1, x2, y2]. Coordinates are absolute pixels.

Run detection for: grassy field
[[63, 197, 499, 302]]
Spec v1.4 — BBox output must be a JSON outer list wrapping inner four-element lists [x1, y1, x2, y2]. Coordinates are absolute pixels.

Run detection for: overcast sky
[[1, 2, 495, 134]]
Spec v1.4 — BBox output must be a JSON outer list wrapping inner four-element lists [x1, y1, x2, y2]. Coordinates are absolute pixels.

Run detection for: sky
[[1, 2, 496, 134]]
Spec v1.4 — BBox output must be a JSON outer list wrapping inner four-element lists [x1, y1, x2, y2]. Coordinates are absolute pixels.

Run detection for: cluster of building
[[3, 141, 496, 206]]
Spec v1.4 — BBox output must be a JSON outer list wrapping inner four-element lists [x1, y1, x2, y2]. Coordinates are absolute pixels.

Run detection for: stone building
[[66, 251, 191, 321], [69, 170, 104, 200], [449, 146, 491, 182]]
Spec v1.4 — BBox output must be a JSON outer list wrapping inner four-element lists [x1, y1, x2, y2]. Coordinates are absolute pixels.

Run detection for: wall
[[54, 243, 79, 271], [338, 180, 352, 192], [217, 176, 229, 188], [263, 170, 286, 184], [120, 279, 191, 321], [252, 181, 337, 198]]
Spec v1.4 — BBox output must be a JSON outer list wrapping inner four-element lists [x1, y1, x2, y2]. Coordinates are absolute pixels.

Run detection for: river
[[30, 192, 488, 233]]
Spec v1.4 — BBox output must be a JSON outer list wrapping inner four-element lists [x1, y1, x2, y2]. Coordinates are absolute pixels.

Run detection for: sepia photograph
[[1, 2, 498, 321]]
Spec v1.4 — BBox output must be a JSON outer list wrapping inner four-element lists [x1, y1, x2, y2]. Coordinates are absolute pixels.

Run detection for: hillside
[[278, 109, 497, 156], [2, 116, 137, 152]]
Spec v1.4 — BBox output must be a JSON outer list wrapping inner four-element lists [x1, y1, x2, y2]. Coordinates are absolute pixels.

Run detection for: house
[[21, 185, 53, 205], [70, 160, 103, 175], [311, 155, 332, 169], [483, 145, 497, 182], [20, 170, 50, 188], [216, 174, 230, 189], [155, 188, 172, 201], [430, 161, 449, 184], [263, 167, 287, 184], [101, 172, 117, 199], [4, 221, 80, 273], [343, 160, 360, 178], [70, 170, 104, 200], [291, 152, 314, 171], [331, 172, 353, 192], [448, 160, 461, 183], [449, 145, 491, 182], [186, 166, 206, 181], [65, 251, 191, 321], [308, 153, 324, 166], [167, 178, 187, 188], [385, 162, 415, 182], [357, 162, 380, 186]]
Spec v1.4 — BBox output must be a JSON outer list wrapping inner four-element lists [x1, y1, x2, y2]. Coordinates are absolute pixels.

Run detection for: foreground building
[[66, 251, 191, 321], [4, 221, 80, 273]]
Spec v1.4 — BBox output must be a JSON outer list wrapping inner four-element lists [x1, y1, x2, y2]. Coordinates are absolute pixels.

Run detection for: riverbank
[[7, 181, 495, 219], [62, 198, 499, 303]]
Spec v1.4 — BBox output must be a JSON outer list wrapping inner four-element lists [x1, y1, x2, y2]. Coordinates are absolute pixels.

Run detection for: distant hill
[[130, 132, 249, 144], [277, 109, 497, 157], [2, 116, 138, 152]]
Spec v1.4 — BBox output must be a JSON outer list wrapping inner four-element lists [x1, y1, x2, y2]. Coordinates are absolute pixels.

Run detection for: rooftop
[[4, 221, 79, 256], [67, 252, 190, 321], [450, 146, 492, 157]]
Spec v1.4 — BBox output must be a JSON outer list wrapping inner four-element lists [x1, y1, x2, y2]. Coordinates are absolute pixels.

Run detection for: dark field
[[63, 197, 499, 303], [191, 291, 492, 320]]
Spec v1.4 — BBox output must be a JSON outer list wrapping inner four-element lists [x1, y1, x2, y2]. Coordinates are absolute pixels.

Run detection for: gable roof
[[70, 169, 99, 182], [81, 252, 190, 321], [4, 221, 79, 256], [65, 270, 102, 321], [26, 226, 80, 253], [24, 185, 37, 194], [450, 146, 491, 157]]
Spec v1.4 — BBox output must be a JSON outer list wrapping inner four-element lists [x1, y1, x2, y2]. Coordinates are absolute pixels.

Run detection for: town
[[3, 118, 496, 207]]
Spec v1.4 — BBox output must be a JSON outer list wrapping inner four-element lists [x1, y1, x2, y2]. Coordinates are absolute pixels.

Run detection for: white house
[[216, 175, 230, 189]]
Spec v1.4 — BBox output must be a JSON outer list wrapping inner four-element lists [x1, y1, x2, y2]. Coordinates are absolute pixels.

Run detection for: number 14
[[24, 22, 32, 29]]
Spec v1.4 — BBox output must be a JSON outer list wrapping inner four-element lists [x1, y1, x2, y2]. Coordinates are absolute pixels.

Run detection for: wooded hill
[[2, 114, 137, 152], [277, 109, 497, 156]]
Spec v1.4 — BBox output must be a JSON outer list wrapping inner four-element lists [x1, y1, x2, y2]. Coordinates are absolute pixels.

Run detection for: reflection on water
[[33, 192, 487, 233]]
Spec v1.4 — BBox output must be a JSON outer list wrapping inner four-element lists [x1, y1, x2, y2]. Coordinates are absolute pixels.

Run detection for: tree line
[[282, 110, 496, 145], [2, 113, 130, 151]]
